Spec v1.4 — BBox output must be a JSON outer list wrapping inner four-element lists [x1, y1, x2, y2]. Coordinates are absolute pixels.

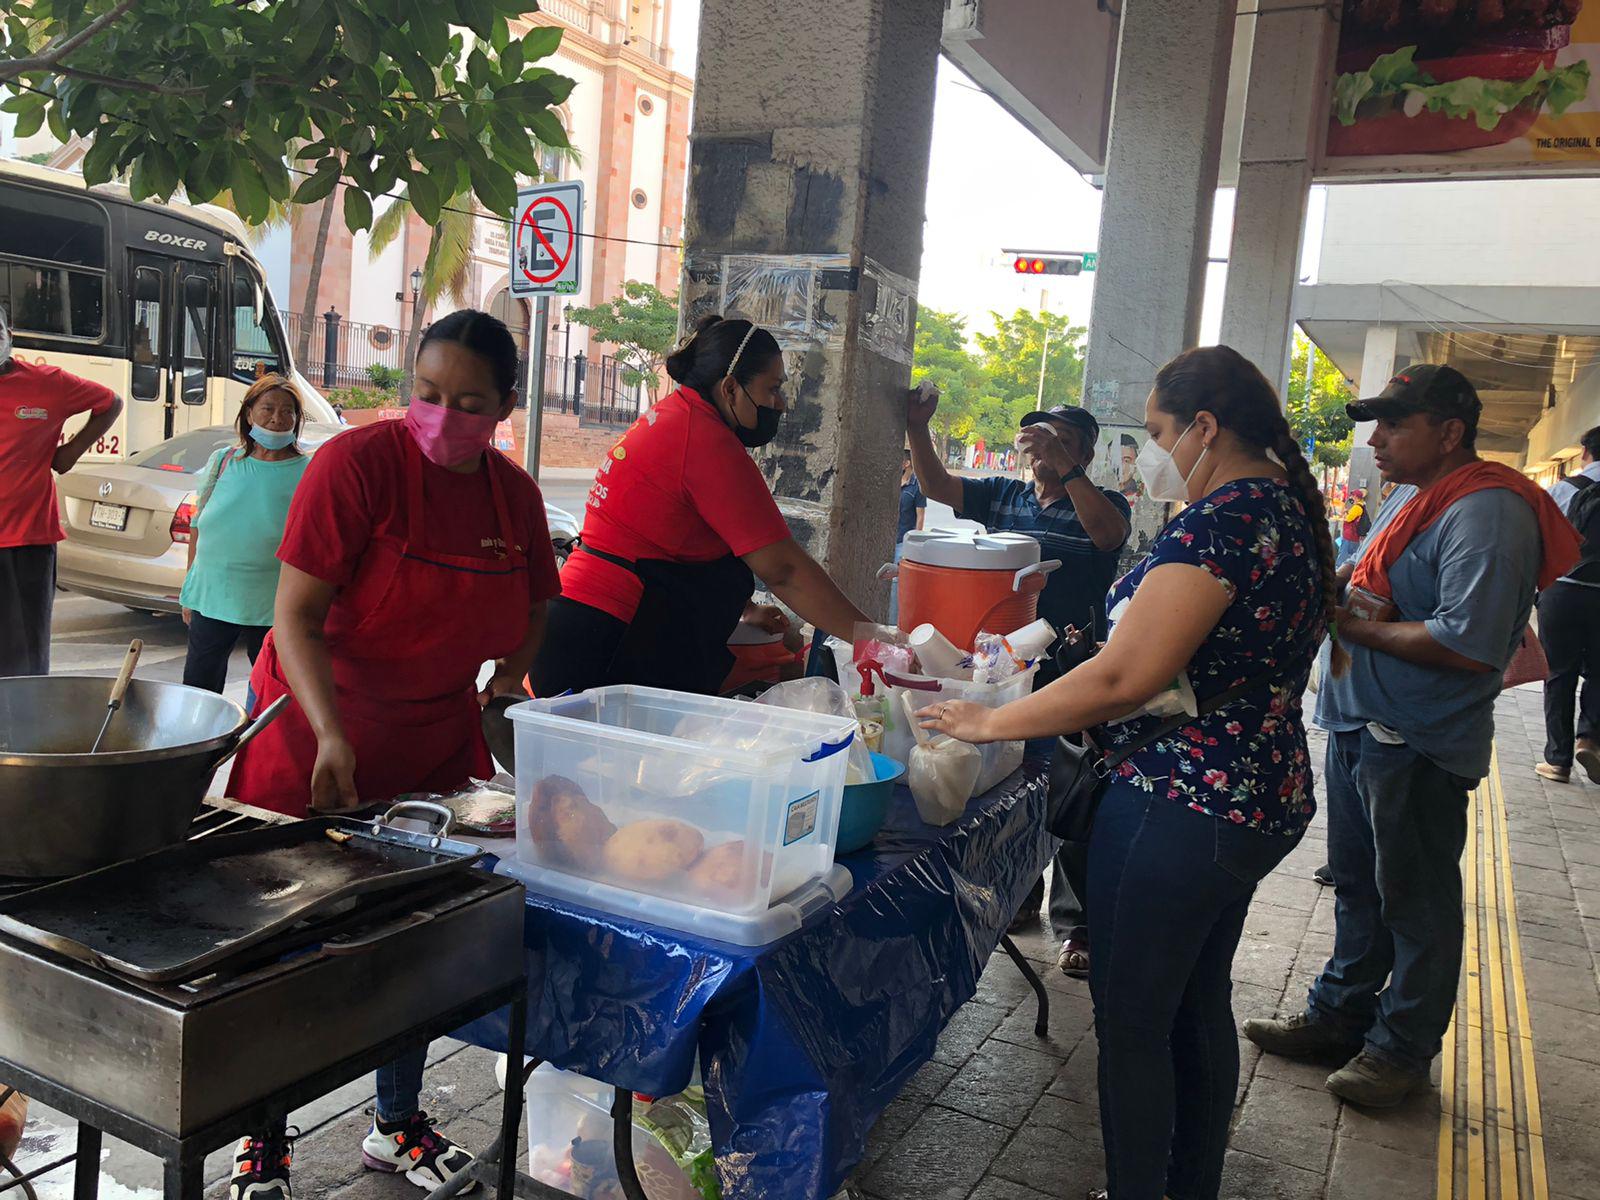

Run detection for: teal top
[[179, 446, 310, 627]]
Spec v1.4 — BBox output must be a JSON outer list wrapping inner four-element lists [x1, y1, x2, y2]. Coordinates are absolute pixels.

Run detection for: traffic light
[[1012, 254, 1083, 276]]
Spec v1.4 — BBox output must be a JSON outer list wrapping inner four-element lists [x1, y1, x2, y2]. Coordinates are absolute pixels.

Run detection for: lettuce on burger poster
[[1320, 0, 1599, 174]]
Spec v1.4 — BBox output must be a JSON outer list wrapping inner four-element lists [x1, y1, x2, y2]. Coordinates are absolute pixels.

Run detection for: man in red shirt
[[0, 306, 123, 676]]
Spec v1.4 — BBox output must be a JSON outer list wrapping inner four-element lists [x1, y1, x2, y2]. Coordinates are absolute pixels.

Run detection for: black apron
[[582, 545, 756, 695]]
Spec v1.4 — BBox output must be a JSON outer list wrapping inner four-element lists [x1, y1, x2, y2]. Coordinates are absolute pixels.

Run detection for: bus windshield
[[231, 265, 288, 382]]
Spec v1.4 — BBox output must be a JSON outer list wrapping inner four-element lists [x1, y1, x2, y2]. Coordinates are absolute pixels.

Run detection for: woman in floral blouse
[[923, 346, 1338, 1200]]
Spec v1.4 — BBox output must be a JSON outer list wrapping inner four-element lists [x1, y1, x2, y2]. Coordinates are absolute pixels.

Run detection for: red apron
[[229, 436, 531, 816]]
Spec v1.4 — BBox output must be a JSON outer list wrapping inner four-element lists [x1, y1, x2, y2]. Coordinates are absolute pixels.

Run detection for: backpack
[[1566, 475, 1600, 582]]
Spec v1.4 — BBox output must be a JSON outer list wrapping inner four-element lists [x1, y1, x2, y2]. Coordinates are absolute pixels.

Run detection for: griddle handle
[[322, 910, 434, 955], [108, 639, 143, 708], [213, 696, 290, 770], [378, 799, 456, 838]]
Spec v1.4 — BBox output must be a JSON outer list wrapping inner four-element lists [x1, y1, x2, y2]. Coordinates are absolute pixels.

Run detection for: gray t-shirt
[[1315, 483, 1539, 780]]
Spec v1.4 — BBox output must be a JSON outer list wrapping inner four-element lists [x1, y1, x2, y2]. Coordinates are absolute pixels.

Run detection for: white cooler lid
[[899, 529, 1041, 571]]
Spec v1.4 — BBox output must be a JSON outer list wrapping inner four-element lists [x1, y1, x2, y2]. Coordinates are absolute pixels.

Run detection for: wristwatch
[[1061, 466, 1086, 484]]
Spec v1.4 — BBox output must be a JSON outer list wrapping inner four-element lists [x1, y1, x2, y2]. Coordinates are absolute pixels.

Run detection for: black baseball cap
[[1347, 364, 1481, 427], [1021, 405, 1100, 445]]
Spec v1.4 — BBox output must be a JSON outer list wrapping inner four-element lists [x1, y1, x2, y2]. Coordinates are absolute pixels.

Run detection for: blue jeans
[[375, 1046, 430, 1124], [1337, 537, 1361, 568], [1088, 783, 1299, 1200], [1307, 729, 1472, 1071]]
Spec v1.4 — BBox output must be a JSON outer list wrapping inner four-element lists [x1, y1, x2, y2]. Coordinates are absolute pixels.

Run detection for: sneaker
[[1312, 863, 1334, 887], [230, 1130, 295, 1200], [1536, 762, 1572, 783], [1242, 1011, 1363, 1061], [1577, 739, 1600, 785], [1325, 1050, 1429, 1108], [360, 1111, 478, 1193]]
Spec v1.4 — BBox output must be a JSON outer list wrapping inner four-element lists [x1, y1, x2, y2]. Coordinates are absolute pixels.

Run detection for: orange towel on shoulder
[[1350, 461, 1580, 604]]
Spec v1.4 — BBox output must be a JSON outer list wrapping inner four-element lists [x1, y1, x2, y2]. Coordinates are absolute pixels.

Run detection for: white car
[[57, 424, 581, 613]]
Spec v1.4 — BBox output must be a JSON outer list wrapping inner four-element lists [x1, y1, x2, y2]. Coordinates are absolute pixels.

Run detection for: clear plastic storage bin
[[507, 687, 857, 938], [523, 1063, 706, 1200]]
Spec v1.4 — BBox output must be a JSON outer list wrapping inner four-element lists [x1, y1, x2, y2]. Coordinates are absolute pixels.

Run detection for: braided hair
[[1152, 346, 1349, 677]]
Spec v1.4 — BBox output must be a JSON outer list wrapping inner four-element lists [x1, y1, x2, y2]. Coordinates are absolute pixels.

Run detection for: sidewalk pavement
[[11, 688, 1600, 1199]]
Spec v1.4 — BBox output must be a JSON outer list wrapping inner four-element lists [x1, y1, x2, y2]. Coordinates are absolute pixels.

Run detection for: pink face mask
[[404, 398, 499, 468]]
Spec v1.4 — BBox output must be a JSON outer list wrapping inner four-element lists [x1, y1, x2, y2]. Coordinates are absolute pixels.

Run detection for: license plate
[[89, 502, 129, 531]]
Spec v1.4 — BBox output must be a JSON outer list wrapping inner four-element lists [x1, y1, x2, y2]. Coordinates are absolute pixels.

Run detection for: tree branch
[[0, 0, 140, 83], [51, 63, 206, 96]]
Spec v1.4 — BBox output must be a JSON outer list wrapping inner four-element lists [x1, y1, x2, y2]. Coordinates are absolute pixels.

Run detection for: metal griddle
[[0, 802, 482, 982]]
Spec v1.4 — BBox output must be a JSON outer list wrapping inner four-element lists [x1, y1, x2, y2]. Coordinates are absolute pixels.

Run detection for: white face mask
[[1135, 421, 1207, 503], [0, 309, 12, 369]]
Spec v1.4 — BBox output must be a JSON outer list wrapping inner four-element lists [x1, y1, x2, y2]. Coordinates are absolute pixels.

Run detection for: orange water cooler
[[893, 531, 1060, 651]]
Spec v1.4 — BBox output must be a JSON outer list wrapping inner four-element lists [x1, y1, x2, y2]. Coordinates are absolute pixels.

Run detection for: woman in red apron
[[226, 310, 561, 1200], [530, 315, 869, 696]]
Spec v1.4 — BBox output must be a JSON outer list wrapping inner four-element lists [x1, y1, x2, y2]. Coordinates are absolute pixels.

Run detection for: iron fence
[[283, 309, 411, 391]]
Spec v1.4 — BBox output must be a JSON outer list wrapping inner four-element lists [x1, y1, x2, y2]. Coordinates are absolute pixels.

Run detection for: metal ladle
[[89, 639, 143, 754]]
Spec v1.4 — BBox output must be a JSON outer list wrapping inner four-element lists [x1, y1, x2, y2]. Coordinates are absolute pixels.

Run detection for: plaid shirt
[[959, 476, 1131, 639]]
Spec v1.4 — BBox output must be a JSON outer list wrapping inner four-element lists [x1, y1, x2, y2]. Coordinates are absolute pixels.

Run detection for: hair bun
[[666, 314, 728, 384]]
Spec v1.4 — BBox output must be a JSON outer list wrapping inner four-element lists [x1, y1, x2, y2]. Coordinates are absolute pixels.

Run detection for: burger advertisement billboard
[[1319, 0, 1600, 175]]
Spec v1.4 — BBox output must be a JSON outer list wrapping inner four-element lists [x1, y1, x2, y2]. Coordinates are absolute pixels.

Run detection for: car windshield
[[128, 429, 235, 474]]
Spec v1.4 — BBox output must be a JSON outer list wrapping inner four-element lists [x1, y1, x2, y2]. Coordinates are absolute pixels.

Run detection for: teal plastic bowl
[[836, 751, 905, 855]]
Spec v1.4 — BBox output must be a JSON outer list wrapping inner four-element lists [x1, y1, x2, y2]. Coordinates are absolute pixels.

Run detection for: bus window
[[0, 184, 107, 341], [179, 271, 214, 405], [130, 265, 165, 401], [231, 267, 286, 381]]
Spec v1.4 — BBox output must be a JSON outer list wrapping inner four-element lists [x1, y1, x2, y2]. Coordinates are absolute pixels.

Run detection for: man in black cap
[[908, 389, 1131, 975], [1246, 364, 1546, 1108]]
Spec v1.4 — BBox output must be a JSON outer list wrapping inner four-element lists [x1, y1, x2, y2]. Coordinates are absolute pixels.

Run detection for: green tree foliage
[[911, 306, 1091, 451], [1285, 334, 1355, 469], [0, 0, 575, 231], [568, 282, 680, 397]]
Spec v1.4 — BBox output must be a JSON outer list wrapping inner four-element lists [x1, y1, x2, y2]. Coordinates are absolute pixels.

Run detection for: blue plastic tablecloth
[[457, 768, 1054, 1200]]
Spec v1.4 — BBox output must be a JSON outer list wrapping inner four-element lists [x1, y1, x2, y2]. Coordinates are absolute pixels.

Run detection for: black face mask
[[733, 385, 782, 448]]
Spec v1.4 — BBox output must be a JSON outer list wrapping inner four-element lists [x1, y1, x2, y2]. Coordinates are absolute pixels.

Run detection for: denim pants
[[1537, 581, 1600, 769], [1088, 783, 1299, 1200], [375, 1046, 430, 1123], [183, 612, 268, 695], [1307, 729, 1472, 1071]]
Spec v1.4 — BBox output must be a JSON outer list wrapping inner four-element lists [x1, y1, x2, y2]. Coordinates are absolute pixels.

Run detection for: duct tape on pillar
[[858, 258, 916, 366]]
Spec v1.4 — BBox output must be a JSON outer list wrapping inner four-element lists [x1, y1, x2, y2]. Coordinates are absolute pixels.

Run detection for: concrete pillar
[[679, 0, 943, 609], [1217, 0, 1338, 394], [1082, 0, 1237, 428], [1347, 323, 1399, 494]]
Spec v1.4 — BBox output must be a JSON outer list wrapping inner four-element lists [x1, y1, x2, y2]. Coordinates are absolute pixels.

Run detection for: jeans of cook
[[1307, 729, 1473, 1072], [1088, 782, 1298, 1200], [375, 1047, 429, 1124], [0, 544, 54, 678]]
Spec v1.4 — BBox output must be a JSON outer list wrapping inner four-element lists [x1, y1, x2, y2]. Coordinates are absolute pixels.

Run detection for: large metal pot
[[0, 677, 286, 877]]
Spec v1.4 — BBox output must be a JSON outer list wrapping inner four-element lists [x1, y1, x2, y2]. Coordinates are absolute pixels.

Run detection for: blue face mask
[[249, 425, 296, 451]]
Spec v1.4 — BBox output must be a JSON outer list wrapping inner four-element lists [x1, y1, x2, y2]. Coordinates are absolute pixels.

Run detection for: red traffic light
[[1013, 256, 1029, 273], [1030, 258, 1046, 274]]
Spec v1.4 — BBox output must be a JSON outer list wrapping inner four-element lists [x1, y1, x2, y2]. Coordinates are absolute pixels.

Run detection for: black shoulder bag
[[1046, 658, 1303, 843]]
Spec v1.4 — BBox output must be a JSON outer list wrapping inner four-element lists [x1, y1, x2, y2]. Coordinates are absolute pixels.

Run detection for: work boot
[[1242, 1011, 1362, 1061], [1325, 1050, 1429, 1108], [1536, 762, 1572, 783], [1577, 738, 1600, 785]]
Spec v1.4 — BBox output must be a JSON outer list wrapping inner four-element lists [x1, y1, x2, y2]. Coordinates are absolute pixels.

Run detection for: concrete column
[[1217, 0, 1338, 393], [1347, 323, 1399, 494], [1082, 0, 1237, 428], [679, 0, 943, 609]]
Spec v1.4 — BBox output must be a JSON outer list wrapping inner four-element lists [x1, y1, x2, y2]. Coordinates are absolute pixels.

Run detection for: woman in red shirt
[[225, 311, 560, 1199], [532, 315, 868, 696]]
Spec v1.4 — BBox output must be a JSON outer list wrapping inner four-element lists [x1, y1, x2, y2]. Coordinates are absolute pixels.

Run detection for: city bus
[[0, 158, 337, 461]]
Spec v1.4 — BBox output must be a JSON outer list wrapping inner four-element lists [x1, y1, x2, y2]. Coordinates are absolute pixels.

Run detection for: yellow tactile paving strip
[[1438, 748, 1550, 1200]]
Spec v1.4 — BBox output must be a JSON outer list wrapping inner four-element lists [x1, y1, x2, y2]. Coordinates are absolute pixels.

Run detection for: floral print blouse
[[1099, 478, 1327, 836]]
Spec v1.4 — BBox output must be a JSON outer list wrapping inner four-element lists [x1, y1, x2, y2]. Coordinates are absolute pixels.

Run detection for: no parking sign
[[510, 181, 584, 297]]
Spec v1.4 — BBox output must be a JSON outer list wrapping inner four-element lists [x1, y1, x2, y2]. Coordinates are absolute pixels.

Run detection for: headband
[[725, 323, 759, 379]]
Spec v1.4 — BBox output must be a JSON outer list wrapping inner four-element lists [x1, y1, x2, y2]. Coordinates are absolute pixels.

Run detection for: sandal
[[1058, 936, 1090, 979]]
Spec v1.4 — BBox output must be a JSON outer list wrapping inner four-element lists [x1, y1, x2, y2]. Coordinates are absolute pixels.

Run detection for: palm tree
[[368, 189, 477, 393]]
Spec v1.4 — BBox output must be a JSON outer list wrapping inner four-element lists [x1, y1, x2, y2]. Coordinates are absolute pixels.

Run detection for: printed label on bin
[[784, 791, 820, 845]]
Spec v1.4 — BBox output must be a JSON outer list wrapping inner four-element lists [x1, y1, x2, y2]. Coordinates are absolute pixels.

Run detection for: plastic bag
[[851, 622, 912, 696], [635, 1088, 721, 1200], [756, 677, 875, 784], [907, 735, 980, 826]]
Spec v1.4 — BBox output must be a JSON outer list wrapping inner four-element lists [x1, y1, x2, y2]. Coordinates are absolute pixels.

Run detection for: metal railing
[[283, 309, 411, 391], [539, 0, 593, 33]]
